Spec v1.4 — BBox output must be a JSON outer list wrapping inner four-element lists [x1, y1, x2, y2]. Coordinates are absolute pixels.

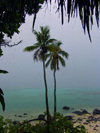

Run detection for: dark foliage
[[0, 0, 44, 43], [0, 0, 100, 44], [48, 0, 100, 41], [0, 114, 86, 133]]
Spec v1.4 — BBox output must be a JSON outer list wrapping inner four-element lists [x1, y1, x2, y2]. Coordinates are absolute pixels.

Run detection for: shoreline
[[1, 108, 100, 133], [1, 106, 97, 119]]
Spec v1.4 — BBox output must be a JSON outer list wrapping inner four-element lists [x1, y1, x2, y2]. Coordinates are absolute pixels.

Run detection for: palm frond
[[59, 50, 69, 59], [48, 44, 56, 51], [34, 31, 42, 43], [34, 30, 38, 37], [51, 58, 56, 70], [46, 56, 52, 67], [46, 39, 57, 45], [41, 26, 50, 41], [48, 44, 60, 52], [24, 45, 38, 52], [41, 26, 50, 35], [0, 70, 8, 74], [58, 55, 66, 67], [40, 26, 44, 34], [56, 41, 62, 47], [33, 48, 41, 61], [45, 53, 51, 60]]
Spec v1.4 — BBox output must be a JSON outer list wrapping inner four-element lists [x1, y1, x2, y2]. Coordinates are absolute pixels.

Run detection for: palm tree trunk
[[42, 57, 50, 124], [54, 68, 56, 120]]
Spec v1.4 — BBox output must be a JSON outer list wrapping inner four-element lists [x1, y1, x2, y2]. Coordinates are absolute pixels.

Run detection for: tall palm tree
[[24, 26, 56, 124], [46, 41, 69, 120]]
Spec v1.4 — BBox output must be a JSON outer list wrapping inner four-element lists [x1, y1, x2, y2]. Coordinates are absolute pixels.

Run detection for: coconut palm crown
[[46, 41, 69, 71], [24, 26, 56, 61]]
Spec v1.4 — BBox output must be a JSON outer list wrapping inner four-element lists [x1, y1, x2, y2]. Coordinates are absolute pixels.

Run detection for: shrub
[[0, 114, 86, 133]]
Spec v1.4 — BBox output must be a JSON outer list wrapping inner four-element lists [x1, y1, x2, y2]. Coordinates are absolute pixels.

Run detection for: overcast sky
[[0, 5, 100, 90]]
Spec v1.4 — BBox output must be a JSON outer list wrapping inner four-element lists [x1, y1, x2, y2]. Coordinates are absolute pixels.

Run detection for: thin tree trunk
[[32, 13, 37, 31], [42, 57, 50, 124], [54, 68, 56, 120]]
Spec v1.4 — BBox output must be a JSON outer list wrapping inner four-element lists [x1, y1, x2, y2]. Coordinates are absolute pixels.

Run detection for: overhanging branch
[[1, 40, 22, 47]]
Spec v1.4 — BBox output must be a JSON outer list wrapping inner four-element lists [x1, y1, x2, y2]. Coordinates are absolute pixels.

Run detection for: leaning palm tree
[[24, 26, 56, 124], [46, 41, 69, 120]]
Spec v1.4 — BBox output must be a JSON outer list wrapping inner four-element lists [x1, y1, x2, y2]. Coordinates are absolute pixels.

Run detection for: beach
[[73, 114, 100, 133]]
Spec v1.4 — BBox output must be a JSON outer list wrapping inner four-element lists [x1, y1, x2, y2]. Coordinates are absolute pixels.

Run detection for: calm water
[[1, 87, 100, 118]]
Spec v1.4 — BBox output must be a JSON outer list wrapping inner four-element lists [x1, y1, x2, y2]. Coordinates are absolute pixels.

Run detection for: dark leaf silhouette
[[0, 88, 5, 111], [0, 70, 8, 74], [48, 0, 100, 41], [0, 49, 3, 57]]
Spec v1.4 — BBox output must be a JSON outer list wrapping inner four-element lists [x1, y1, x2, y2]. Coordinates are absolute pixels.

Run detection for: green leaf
[[59, 50, 69, 59], [47, 39, 57, 44], [58, 55, 66, 67], [24, 45, 38, 52], [0, 70, 8, 74], [46, 56, 52, 67]]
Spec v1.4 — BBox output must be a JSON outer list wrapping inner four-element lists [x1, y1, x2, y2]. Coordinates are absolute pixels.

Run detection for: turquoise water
[[1, 88, 100, 118]]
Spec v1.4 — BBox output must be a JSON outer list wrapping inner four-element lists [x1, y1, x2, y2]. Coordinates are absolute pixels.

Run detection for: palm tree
[[46, 41, 69, 120], [24, 26, 56, 124]]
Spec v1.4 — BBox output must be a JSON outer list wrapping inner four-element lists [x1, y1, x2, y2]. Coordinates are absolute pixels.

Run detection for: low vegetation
[[0, 113, 86, 133]]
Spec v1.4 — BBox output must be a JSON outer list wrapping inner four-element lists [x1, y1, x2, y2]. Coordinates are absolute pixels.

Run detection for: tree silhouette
[[46, 41, 69, 119], [0, 0, 100, 44], [0, 0, 44, 47]]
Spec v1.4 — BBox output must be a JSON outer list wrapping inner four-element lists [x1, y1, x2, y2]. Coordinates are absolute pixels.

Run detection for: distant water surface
[[1, 87, 100, 118]]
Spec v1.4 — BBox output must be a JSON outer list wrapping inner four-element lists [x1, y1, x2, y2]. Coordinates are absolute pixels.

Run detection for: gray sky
[[0, 6, 100, 90]]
